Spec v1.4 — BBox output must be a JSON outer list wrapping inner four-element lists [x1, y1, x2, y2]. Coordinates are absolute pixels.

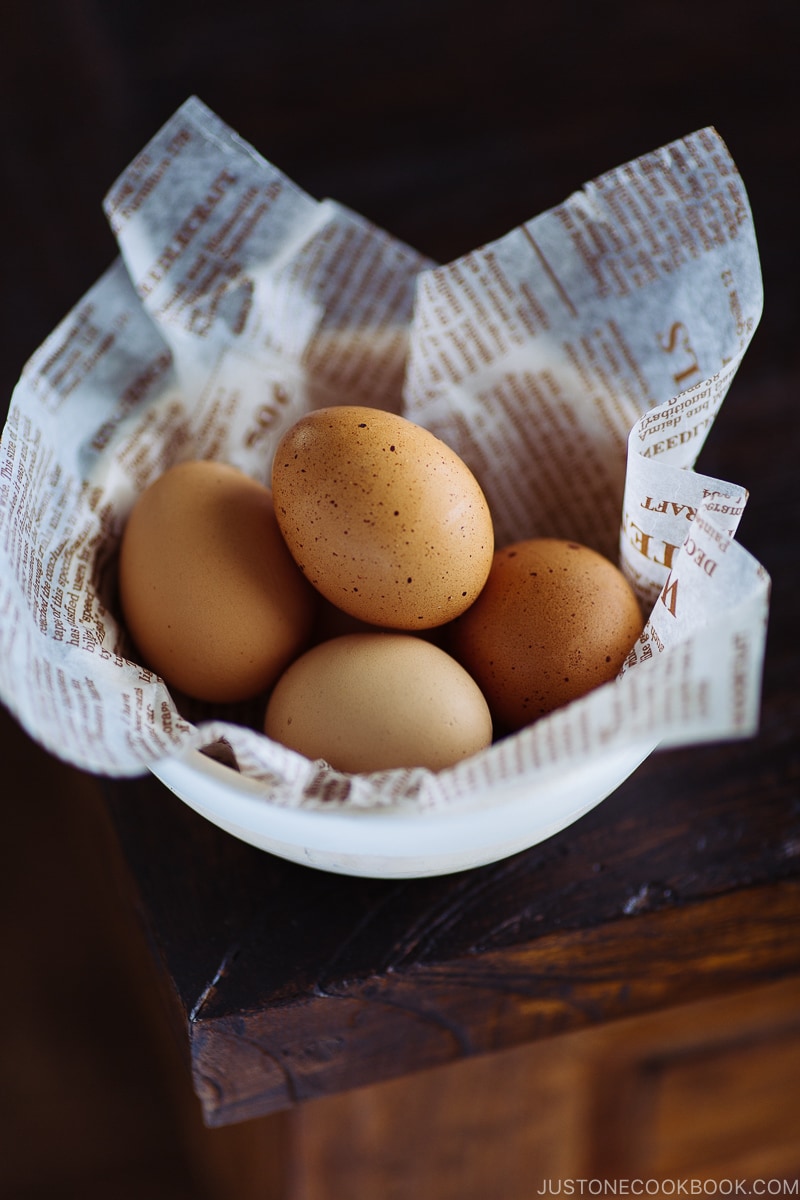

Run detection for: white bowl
[[148, 737, 658, 878]]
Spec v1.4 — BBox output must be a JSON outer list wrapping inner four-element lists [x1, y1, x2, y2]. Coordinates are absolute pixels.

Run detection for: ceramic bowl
[[149, 737, 658, 878]]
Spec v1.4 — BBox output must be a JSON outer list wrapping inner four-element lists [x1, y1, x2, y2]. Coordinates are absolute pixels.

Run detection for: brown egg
[[271, 406, 494, 629], [448, 538, 644, 732], [118, 460, 316, 703], [264, 632, 493, 773]]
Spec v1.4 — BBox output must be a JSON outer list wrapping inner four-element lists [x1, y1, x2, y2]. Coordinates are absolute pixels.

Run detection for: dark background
[[2, 0, 797, 417], [2, 1, 798, 1194]]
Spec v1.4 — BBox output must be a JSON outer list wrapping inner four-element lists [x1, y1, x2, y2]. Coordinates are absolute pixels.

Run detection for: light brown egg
[[264, 632, 493, 773], [118, 460, 316, 703], [271, 406, 494, 629], [448, 538, 644, 732]]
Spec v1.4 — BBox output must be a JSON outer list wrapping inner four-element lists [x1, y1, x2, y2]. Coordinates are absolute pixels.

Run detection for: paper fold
[[0, 99, 769, 810]]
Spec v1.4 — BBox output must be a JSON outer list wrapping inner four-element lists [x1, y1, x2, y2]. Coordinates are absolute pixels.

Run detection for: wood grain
[[283, 976, 800, 1198], [2, 0, 799, 1184], [105, 356, 800, 1125], [182, 882, 800, 1124], [107, 615, 800, 1123]]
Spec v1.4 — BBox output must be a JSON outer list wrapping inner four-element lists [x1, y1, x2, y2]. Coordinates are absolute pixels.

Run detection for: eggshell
[[118, 460, 316, 703], [264, 632, 493, 773], [271, 405, 494, 629], [448, 538, 644, 732]]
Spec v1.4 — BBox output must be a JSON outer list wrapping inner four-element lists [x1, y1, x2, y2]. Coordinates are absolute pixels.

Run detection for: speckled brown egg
[[264, 632, 493, 773], [448, 538, 644, 732], [271, 406, 494, 629], [118, 459, 316, 703]]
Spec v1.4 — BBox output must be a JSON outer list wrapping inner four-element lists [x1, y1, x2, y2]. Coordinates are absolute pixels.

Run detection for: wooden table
[[3, 0, 800, 1186], [104, 356, 800, 1122]]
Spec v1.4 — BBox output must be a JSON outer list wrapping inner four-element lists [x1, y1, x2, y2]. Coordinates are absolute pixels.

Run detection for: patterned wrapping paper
[[0, 99, 768, 812]]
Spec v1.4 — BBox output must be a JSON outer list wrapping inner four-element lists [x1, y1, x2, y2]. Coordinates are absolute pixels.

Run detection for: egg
[[448, 538, 644, 732], [118, 459, 316, 703], [271, 405, 494, 629], [264, 632, 493, 773]]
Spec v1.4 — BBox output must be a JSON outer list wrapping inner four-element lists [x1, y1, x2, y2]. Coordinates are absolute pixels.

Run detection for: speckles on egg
[[271, 405, 494, 629], [447, 537, 644, 732]]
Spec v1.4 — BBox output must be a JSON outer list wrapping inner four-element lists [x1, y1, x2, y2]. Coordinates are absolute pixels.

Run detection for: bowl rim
[[148, 735, 659, 876]]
